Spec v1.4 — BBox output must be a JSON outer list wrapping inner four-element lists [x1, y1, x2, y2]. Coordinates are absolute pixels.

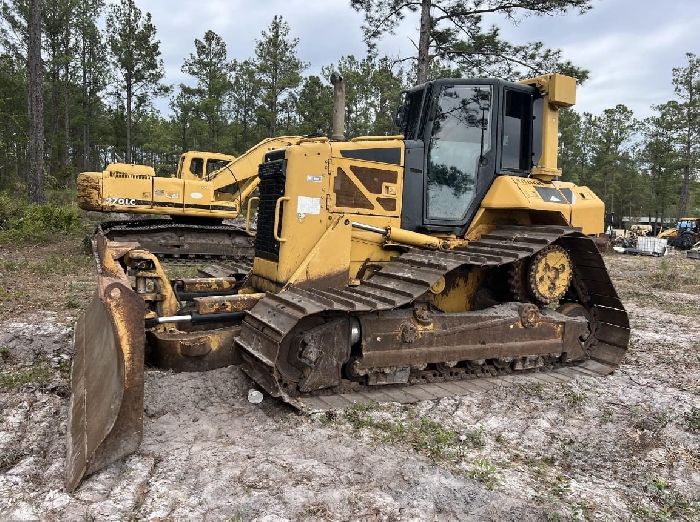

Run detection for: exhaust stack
[[330, 72, 345, 141]]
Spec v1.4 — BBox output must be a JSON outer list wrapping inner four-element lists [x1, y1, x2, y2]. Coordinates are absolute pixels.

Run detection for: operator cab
[[395, 78, 543, 235]]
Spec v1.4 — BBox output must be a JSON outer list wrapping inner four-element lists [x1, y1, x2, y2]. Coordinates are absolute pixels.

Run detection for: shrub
[[0, 191, 80, 243]]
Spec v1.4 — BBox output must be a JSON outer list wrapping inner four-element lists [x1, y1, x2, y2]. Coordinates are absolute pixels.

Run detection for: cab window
[[189, 157, 204, 177], [427, 85, 492, 221], [501, 90, 533, 172], [206, 159, 230, 176]]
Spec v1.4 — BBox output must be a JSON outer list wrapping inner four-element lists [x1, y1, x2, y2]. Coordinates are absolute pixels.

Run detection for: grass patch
[[0, 191, 81, 244], [530, 381, 548, 399], [468, 459, 497, 490], [632, 482, 700, 522], [320, 402, 504, 489], [0, 363, 53, 391], [685, 407, 700, 433], [342, 403, 459, 461], [26, 251, 93, 277], [0, 448, 28, 472], [462, 425, 487, 448], [645, 258, 700, 291], [0, 346, 13, 363], [564, 388, 587, 406], [633, 410, 672, 433]]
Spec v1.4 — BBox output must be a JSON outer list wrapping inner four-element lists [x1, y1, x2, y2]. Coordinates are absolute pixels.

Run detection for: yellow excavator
[[66, 73, 629, 491], [77, 138, 302, 258]]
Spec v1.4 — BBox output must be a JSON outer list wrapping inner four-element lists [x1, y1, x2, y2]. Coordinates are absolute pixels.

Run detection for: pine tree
[[106, 0, 166, 163], [322, 54, 406, 138], [588, 105, 639, 218], [669, 53, 700, 219], [295, 75, 333, 137], [254, 16, 307, 137], [350, 0, 591, 83], [75, 0, 106, 171], [179, 30, 233, 152], [229, 59, 261, 152], [641, 105, 682, 225]]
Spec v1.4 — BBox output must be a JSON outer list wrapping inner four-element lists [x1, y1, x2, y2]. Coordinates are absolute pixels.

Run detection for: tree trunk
[[679, 160, 690, 220], [126, 77, 132, 163], [417, 0, 432, 84], [82, 37, 89, 171], [678, 111, 693, 220], [28, 0, 45, 203], [64, 28, 71, 172]]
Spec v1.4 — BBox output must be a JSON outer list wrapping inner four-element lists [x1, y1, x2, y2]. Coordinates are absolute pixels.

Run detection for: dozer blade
[[65, 234, 145, 492]]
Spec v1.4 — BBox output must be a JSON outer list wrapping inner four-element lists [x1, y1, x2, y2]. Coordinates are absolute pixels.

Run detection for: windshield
[[427, 85, 492, 221], [207, 159, 231, 176]]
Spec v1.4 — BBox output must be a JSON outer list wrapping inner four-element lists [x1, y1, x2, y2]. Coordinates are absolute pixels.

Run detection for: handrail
[[245, 197, 259, 237], [273, 197, 291, 242], [350, 135, 404, 142]]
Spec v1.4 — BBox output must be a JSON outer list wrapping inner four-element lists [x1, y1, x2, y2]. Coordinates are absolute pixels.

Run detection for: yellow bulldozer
[[77, 138, 302, 258], [66, 73, 629, 491]]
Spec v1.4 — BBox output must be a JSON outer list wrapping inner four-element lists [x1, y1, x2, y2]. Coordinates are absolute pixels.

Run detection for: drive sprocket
[[527, 245, 572, 304]]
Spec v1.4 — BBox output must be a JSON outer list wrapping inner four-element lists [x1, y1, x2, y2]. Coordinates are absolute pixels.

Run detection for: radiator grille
[[254, 158, 287, 261]]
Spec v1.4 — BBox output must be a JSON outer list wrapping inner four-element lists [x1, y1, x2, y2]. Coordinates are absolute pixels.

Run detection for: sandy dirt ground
[[0, 247, 699, 521]]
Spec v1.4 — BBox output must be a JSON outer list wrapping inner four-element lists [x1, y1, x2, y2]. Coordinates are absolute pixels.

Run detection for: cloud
[[132, 0, 699, 119], [564, 18, 697, 117]]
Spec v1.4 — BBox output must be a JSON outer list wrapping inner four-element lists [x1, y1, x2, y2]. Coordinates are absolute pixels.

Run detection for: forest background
[[0, 0, 698, 232]]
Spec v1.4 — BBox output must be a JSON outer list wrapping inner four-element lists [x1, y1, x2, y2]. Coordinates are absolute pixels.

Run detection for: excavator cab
[[176, 151, 237, 180]]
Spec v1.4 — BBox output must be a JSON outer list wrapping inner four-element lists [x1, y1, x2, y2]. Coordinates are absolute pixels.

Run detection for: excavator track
[[98, 218, 255, 259], [236, 225, 629, 410]]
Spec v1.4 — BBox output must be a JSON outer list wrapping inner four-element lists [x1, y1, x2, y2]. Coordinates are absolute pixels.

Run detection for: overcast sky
[[132, 0, 699, 120]]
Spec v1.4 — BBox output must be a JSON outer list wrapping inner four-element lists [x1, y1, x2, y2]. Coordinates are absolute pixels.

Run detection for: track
[[98, 218, 255, 259], [236, 225, 630, 410]]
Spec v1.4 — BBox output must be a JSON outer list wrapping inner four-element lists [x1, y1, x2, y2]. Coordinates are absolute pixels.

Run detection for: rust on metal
[[194, 293, 265, 314], [65, 251, 145, 492], [346, 304, 585, 371], [98, 219, 255, 259], [334, 167, 373, 209], [236, 225, 630, 408], [349, 165, 398, 194], [76, 172, 102, 211], [147, 327, 241, 371], [376, 197, 397, 211], [179, 277, 239, 293]]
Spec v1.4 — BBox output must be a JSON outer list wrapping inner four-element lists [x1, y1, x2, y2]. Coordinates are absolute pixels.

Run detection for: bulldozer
[[66, 73, 630, 492], [77, 138, 302, 258]]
